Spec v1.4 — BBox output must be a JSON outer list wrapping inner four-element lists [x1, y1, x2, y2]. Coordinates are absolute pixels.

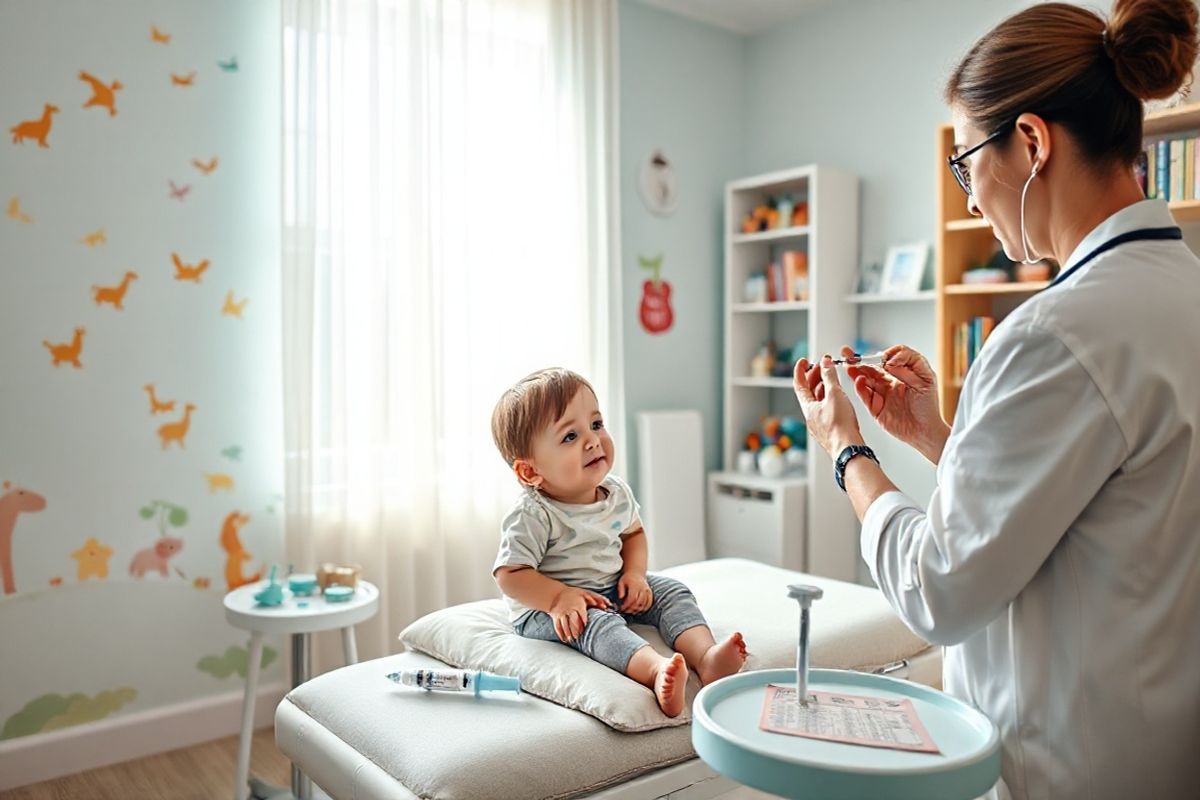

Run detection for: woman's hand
[[618, 572, 652, 614], [549, 586, 611, 643], [844, 344, 950, 465], [793, 355, 865, 456]]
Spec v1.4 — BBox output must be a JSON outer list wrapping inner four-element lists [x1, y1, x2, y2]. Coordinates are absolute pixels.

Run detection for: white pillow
[[399, 558, 929, 732]]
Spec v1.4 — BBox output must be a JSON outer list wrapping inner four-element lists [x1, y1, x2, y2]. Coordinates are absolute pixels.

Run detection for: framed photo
[[856, 261, 883, 294], [880, 242, 929, 295]]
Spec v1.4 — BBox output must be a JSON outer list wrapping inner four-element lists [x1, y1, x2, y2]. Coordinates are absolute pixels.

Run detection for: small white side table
[[224, 580, 380, 800]]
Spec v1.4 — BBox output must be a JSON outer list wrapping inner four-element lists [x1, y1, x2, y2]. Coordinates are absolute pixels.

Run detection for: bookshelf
[[935, 102, 1200, 420], [716, 165, 859, 581]]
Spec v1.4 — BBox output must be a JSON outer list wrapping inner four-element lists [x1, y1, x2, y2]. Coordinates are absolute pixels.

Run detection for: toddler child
[[491, 367, 747, 717]]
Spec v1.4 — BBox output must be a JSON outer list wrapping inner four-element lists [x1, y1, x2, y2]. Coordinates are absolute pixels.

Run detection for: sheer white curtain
[[282, 0, 622, 670]]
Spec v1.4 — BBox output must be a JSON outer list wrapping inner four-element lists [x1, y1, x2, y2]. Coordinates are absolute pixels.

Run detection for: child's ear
[[513, 459, 542, 488]]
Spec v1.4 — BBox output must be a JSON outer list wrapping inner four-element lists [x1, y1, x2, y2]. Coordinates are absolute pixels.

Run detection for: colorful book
[[1170, 138, 1185, 202], [1157, 139, 1170, 201], [1185, 138, 1195, 201], [1147, 145, 1157, 199]]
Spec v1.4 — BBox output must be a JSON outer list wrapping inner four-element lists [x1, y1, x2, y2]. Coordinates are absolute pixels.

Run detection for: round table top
[[692, 668, 1001, 800], [224, 580, 380, 635]]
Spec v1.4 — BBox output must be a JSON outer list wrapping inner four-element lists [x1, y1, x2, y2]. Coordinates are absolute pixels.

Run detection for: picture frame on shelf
[[880, 242, 929, 295], [855, 261, 883, 294]]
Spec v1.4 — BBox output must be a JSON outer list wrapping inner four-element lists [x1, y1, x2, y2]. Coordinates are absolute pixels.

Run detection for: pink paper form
[[759, 685, 941, 754]]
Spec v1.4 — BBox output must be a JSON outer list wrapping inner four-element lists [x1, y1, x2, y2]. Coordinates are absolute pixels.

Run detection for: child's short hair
[[491, 368, 596, 466]]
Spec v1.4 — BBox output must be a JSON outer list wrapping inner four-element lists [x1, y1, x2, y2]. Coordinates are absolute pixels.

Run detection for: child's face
[[518, 388, 614, 502]]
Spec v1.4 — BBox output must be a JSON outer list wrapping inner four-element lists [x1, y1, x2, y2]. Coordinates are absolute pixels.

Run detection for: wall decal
[[91, 270, 138, 310], [204, 473, 234, 493], [42, 326, 85, 368], [78, 71, 121, 117], [149, 24, 171, 44], [197, 644, 276, 680], [167, 180, 190, 201], [10, 103, 59, 148], [143, 383, 175, 415], [220, 445, 243, 462], [156, 403, 195, 449], [222, 290, 247, 318], [129, 536, 184, 578], [637, 254, 674, 335], [638, 149, 678, 217], [79, 228, 106, 247], [171, 252, 208, 282], [191, 156, 218, 174], [1, 482, 47, 594], [70, 536, 113, 581], [2, 688, 137, 740], [49, 576, 62, 587], [217, 56, 238, 73], [139, 500, 188, 535], [220, 511, 261, 590], [170, 72, 195, 87], [7, 196, 33, 224]]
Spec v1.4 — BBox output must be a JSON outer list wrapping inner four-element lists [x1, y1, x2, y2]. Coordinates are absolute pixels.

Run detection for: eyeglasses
[[947, 123, 1013, 196]]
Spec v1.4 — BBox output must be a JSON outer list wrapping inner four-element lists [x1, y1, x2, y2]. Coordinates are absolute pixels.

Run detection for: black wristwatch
[[834, 444, 879, 491]]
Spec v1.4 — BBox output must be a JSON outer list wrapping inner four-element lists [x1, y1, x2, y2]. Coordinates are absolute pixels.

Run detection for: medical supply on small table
[[225, 576, 379, 800], [386, 667, 521, 695], [691, 584, 1001, 799]]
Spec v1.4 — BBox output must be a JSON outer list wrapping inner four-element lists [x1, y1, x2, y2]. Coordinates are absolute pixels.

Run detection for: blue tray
[[692, 668, 1000, 800]]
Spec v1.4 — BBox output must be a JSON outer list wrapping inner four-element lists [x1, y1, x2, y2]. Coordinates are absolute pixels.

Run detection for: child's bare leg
[[626, 646, 687, 717], [673, 625, 747, 685]]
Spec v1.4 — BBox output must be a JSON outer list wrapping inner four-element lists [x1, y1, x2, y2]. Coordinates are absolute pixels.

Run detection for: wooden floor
[[1, 727, 292, 800]]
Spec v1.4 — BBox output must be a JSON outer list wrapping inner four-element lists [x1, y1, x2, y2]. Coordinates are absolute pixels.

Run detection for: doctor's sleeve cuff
[[861, 490, 923, 585]]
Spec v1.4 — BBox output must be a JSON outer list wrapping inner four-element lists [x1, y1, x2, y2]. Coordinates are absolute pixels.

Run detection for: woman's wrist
[[916, 422, 951, 465]]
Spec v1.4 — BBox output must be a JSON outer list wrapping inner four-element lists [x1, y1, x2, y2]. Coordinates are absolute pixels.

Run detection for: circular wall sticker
[[639, 149, 677, 217]]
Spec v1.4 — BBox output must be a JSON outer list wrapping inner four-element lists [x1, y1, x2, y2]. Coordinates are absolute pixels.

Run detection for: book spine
[[1186, 137, 1195, 201], [1171, 138, 1185, 202], [1158, 139, 1170, 201], [1147, 144, 1157, 199]]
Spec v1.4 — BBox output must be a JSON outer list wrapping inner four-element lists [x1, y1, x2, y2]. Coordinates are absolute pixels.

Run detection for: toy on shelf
[[750, 342, 776, 378], [742, 415, 807, 478], [253, 565, 285, 607], [739, 194, 810, 234]]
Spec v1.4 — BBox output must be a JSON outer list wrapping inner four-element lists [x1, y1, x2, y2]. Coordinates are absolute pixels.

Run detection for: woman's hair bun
[[1107, 0, 1199, 100]]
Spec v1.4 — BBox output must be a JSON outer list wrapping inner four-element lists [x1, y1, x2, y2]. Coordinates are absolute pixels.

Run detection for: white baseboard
[[0, 682, 288, 791]]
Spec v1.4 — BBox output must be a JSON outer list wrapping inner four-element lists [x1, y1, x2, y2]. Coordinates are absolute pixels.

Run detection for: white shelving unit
[[712, 165, 860, 581]]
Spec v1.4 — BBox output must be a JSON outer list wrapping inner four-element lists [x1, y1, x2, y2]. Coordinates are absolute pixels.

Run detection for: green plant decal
[[138, 500, 189, 537]]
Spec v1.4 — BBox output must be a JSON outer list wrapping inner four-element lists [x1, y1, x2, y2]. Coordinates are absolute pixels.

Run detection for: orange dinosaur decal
[[6, 197, 33, 224], [80, 228, 106, 247], [10, 103, 59, 148], [43, 327, 85, 368], [1, 481, 47, 594], [92, 270, 138, 310], [157, 403, 195, 449], [143, 383, 175, 415], [191, 156, 218, 175], [150, 24, 171, 44], [79, 71, 122, 117], [170, 72, 196, 87], [220, 511, 261, 590], [222, 290, 248, 319], [172, 252, 209, 283]]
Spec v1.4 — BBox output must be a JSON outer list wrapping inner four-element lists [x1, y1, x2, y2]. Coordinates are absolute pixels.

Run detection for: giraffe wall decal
[[0, 481, 47, 595]]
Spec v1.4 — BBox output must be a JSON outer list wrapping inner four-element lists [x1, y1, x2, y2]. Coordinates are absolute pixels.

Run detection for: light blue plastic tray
[[692, 668, 1000, 800]]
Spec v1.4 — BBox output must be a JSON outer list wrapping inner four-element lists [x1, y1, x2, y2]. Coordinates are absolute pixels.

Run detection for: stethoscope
[[1045, 225, 1183, 289]]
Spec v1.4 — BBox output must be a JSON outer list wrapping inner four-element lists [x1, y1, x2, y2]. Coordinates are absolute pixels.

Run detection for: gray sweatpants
[[513, 573, 708, 674]]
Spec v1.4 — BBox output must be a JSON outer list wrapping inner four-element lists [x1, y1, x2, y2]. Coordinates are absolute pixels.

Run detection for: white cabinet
[[707, 472, 806, 571], [713, 164, 860, 581]]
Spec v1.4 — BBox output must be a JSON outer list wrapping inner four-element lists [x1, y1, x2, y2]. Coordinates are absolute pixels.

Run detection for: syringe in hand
[[829, 352, 886, 366], [386, 667, 521, 696]]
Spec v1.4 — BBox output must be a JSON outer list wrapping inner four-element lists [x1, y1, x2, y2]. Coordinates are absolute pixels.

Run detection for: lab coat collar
[[1059, 199, 1175, 276]]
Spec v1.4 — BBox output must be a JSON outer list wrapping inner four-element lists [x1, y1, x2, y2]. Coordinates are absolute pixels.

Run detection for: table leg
[[291, 632, 312, 800], [235, 631, 264, 800], [341, 625, 358, 665]]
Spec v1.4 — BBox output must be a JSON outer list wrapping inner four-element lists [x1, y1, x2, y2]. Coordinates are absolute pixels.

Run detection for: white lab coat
[[861, 200, 1200, 800]]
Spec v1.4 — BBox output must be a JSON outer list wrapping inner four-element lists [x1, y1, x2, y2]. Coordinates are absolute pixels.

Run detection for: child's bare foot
[[654, 653, 688, 717], [698, 632, 747, 685]]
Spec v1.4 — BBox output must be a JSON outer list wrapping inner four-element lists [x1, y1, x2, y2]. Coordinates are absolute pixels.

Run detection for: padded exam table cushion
[[277, 559, 936, 800]]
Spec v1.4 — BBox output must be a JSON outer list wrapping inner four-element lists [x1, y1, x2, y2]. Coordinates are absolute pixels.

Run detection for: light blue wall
[[618, 0, 746, 494]]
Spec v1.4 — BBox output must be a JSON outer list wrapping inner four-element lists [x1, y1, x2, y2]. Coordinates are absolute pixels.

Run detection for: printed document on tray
[[759, 685, 941, 754]]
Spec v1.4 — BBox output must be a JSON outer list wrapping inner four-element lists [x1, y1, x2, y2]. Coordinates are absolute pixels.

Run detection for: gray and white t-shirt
[[492, 474, 642, 622]]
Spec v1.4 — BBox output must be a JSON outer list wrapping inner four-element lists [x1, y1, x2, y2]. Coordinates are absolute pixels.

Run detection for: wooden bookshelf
[[935, 102, 1200, 420]]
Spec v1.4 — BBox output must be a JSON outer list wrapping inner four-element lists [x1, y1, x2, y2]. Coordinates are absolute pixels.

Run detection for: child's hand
[[549, 586, 612, 643], [618, 572, 652, 614]]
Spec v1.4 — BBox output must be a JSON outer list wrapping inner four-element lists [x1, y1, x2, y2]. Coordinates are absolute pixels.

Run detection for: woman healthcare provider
[[793, 2, 1200, 799]]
